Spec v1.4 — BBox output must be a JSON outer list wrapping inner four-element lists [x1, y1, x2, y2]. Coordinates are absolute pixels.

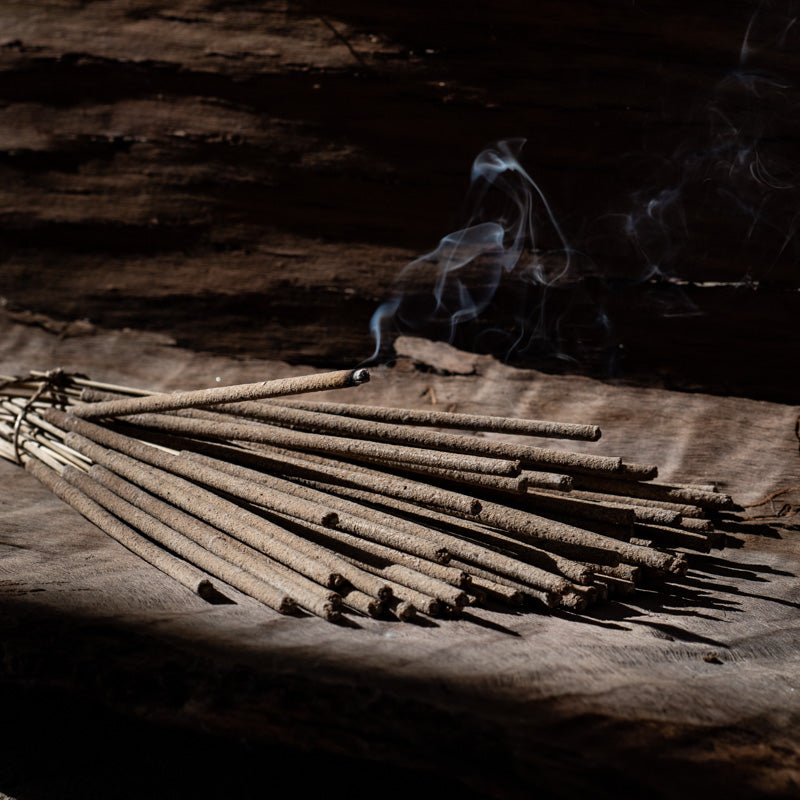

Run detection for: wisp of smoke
[[368, 139, 575, 362], [618, 1, 799, 288]]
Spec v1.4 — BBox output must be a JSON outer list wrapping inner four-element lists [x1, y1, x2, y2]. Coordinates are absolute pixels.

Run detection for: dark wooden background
[[1, 0, 799, 401]]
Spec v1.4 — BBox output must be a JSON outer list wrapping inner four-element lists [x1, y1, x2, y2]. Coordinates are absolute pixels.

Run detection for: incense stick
[[71, 368, 370, 419], [24, 459, 254, 608], [0, 367, 728, 624], [273, 399, 602, 441]]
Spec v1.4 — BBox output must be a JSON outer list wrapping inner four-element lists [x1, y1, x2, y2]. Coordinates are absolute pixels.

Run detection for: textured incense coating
[[566, 488, 706, 519], [56, 412, 342, 531], [593, 562, 640, 582], [386, 597, 417, 621], [195, 399, 621, 477], [276, 399, 602, 441], [371, 574, 440, 616], [465, 575, 525, 605], [290, 477, 574, 594], [561, 585, 596, 610], [632, 523, 713, 552], [24, 458, 231, 605], [69, 434, 346, 591], [430, 517, 595, 586], [183, 451, 451, 564], [47, 410, 340, 527], [520, 470, 574, 491], [343, 560, 465, 609], [615, 462, 660, 481], [50, 420, 358, 592], [527, 489, 682, 526], [272, 510, 468, 591], [85, 465, 345, 618], [380, 564, 467, 608], [208, 441, 483, 517], [678, 516, 714, 532], [524, 490, 637, 526], [476, 500, 683, 573], [79, 398, 571, 493], [62, 465, 339, 618], [2, 368, 733, 626], [117, 410, 522, 477], [304, 477, 595, 586], [258, 441, 554, 494], [571, 474, 736, 509], [340, 588, 384, 617], [71, 369, 369, 419], [369, 459, 530, 494], [446, 557, 559, 607]]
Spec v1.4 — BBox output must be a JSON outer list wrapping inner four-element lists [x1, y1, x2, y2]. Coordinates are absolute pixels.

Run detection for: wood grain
[[1, 316, 799, 798]]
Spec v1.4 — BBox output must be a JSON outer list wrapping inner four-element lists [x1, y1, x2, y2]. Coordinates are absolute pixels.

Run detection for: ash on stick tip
[[349, 368, 370, 385]]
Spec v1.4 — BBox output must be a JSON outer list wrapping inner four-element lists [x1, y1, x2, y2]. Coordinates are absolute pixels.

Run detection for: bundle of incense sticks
[[0, 368, 735, 623]]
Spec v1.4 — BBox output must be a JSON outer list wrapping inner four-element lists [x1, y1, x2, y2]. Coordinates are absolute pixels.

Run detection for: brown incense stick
[[55, 427, 358, 592], [83, 464, 348, 617], [63, 465, 340, 619], [178, 447, 571, 593], [113, 410, 523, 477], [294, 476, 595, 587], [23, 458, 296, 610], [564, 488, 707, 518], [178, 400, 624, 478], [71, 368, 370, 419], [475, 500, 684, 573], [340, 587, 384, 617], [201, 440, 483, 517], [281, 474, 576, 594], [270, 509, 469, 591], [571, 473, 736, 509], [444, 557, 559, 607], [273, 399, 602, 441], [465, 575, 525, 605], [386, 597, 417, 621]]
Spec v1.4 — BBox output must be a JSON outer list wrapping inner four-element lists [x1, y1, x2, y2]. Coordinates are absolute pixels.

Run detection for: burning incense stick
[[71, 368, 370, 419]]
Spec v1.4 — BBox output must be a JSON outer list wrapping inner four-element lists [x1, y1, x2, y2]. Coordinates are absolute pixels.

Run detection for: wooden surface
[[1, 314, 799, 798], [1, 1, 800, 402]]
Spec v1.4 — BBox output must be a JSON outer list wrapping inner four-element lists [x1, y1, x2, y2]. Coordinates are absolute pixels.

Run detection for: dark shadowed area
[[1, 1, 799, 400]]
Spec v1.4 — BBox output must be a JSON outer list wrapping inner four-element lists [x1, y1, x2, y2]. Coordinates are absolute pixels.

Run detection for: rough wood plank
[[1, 317, 799, 798]]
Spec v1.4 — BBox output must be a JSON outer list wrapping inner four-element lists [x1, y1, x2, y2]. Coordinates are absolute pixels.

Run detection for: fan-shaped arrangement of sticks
[[0, 367, 734, 623]]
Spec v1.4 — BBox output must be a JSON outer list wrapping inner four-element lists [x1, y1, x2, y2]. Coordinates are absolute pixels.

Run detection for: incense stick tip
[[349, 368, 370, 385]]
